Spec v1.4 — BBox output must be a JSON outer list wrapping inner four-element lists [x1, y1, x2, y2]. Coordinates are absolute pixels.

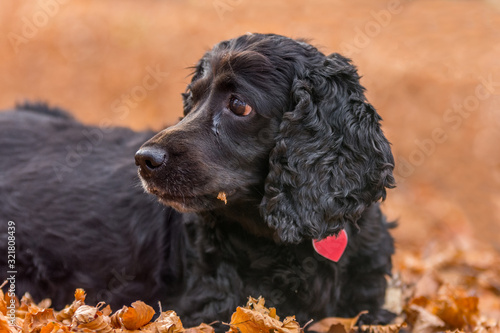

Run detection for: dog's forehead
[[203, 50, 274, 78]]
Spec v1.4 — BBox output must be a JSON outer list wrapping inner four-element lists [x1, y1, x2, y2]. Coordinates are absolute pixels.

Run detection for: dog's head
[[136, 33, 395, 243]]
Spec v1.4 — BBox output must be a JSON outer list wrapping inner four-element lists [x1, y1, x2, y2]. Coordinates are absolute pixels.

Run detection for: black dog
[[0, 33, 395, 327]]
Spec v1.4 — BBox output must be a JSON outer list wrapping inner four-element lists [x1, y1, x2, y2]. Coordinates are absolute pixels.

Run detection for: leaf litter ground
[[1, 233, 499, 333]]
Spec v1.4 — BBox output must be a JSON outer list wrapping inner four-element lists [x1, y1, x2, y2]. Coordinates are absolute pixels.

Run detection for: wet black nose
[[135, 147, 167, 175]]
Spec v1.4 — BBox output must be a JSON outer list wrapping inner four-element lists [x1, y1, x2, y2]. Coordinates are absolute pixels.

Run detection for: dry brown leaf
[[227, 306, 281, 333], [0, 282, 7, 317], [111, 301, 155, 330], [243, 296, 279, 320], [308, 311, 368, 333], [72, 304, 113, 333], [414, 272, 442, 299], [72, 304, 98, 325], [153, 310, 184, 333], [74, 288, 86, 303], [101, 304, 112, 317], [184, 322, 215, 333], [217, 192, 227, 204], [55, 300, 83, 324], [40, 321, 70, 333], [358, 323, 407, 333], [22, 308, 56, 332], [0, 312, 12, 333], [408, 304, 446, 333], [37, 299, 52, 310], [56, 288, 86, 324], [383, 275, 404, 315], [432, 286, 479, 329], [227, 297, 300, 333]]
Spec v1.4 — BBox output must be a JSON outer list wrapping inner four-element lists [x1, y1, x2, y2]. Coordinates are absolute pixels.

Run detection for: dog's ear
[[261, 53, 395, 243]]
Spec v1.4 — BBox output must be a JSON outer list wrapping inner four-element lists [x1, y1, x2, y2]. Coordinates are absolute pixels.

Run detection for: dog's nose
[[135, 147, 167, 174]]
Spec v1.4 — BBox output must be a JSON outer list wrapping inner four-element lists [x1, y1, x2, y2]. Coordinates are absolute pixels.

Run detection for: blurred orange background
[[1, 0, 499, 251]]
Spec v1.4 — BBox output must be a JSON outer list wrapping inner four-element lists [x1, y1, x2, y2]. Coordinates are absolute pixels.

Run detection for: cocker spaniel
[[0, 33, 395, 328]]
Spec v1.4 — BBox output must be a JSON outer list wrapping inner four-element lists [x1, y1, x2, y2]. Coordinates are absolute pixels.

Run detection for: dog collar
[[312, 229, 348, 262]]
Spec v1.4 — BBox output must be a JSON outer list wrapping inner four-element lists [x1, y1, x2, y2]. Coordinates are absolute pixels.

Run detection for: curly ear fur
[[261, 53, 395, 243]]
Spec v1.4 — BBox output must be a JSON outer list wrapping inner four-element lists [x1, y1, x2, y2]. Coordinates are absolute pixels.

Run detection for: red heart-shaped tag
[[312, 229, 348, 262]]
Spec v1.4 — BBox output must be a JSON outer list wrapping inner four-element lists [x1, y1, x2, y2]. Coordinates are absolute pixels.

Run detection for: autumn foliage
[[1, 237, 500, 333]]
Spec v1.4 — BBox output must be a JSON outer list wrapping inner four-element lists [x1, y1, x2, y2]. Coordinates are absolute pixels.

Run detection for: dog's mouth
[[140, 179, 234, 213]]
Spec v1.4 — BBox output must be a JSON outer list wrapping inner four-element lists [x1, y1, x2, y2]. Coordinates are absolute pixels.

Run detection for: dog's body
[[0, 34, 395, 327]]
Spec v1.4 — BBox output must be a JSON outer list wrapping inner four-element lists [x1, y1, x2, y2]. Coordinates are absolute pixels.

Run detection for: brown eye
[[229, 97, 252, 116]]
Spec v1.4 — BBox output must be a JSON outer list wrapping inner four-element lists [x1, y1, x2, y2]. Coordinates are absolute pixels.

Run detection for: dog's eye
[[228, 97, 252, 116]]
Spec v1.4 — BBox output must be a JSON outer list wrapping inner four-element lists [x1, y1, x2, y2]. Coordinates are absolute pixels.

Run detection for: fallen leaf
[[358, 323, 407, 333], [101, 304, 112, 317], [153, 310, 184, 333], [0, 312, 11, 333], [72, 304, 99, 325], [413, 272, 442, 299], [72, 304, 114, 332], [432, 286, 479, 329], [227, 297, 300, 333], [383, 274, 404, 315], [22, 308, 56, 333], [247, 296, 279, 319], [0, 282, 7, 317], [217, 192, 227, 204], [308, 311, 368, 333], [408, 304, 445, 333], [40, 321, 69, 333], [56, 289, 86, 323], [74, 288, 86, 303], [185, 322, 215, 333], [111, 301, 155, 330]]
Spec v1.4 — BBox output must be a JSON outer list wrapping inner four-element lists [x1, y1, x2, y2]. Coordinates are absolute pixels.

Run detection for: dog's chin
[[158, 197, 199, 213], [139, 178, 227, 213]]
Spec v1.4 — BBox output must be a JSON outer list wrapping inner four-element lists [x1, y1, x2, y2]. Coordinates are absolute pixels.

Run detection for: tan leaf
[[22, 308, 56, 332], [0, 312, 22, 333], [184, 323, 215, 333], [72, 304, 113, 333], [153, 310, 184, 333], [72, 305, 99, 325], [409, 304, 445, 333], [74, 289, 86, 303], [413, 272, 442, 299], [111, 301, 155, 330], [55, 289, 86, 323], [37, 299, 52, 309], [308, 311, 368, 333], [383, 274, 404, 315], [227, 306, 280, 333], [0, 312, 12, 333], [40, 321, 70, 333], [55, 300, 83, 324], [357, 323, 407, 333], [101, 304, 112, 317], [0, 282, 7, 317], [217, 192, 227, 204], [247, 297, 276, 317], [227, 297, 300, 333], [432, 286, 479, 329], [110, 307, 125, 329]]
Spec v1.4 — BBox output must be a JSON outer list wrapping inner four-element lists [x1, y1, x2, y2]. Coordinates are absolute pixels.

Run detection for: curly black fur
[[0, 34, 395, 329]]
